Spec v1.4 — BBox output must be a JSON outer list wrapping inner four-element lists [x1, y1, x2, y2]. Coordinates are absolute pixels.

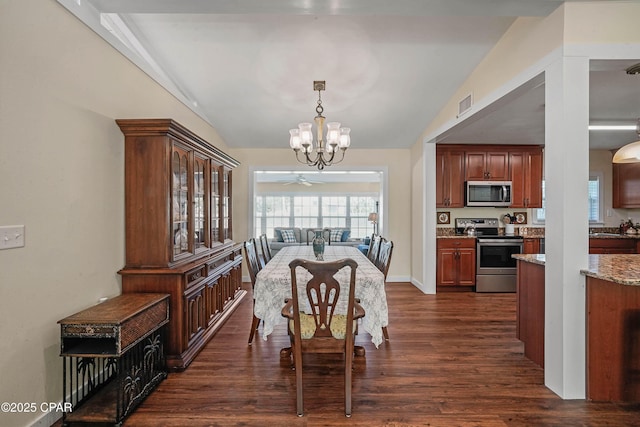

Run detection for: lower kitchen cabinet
[[589, 238, 636, 254], [436, 238, 476, 287], [523, 238, 541, 254]]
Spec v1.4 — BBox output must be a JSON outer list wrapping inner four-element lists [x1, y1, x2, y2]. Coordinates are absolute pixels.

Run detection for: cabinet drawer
[[59, 293, 169, 356], [185, 265, 207, 287], [437, 238, 476, 249], [206, 254, 232, 276]]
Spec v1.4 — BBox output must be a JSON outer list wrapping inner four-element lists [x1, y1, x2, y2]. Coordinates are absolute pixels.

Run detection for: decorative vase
[[312, 230, 325, 260]]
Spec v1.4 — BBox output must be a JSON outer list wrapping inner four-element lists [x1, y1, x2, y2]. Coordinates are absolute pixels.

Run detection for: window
[[254, 194, 378, 239], [535, 174, 602, 223]]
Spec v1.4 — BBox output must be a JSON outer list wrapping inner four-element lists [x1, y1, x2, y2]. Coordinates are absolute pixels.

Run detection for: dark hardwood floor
[[120, 282, 639, 426]]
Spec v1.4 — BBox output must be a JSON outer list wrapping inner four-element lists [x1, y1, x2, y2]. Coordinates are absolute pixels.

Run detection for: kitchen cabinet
[[436, 146, 465, 207], [613, 162, 640, 208], [587, 276, 640, 401], [465, 150, 509, 181], [522, 238, 541, 254], [588, 238, 636, 254], [516, 259, 545, 367], [436, 238, 476, 287], [509, 147, 543, 208], [116, 119, 244, 371]]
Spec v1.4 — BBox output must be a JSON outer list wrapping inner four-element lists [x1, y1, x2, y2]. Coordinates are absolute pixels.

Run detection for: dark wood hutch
[[116, 119, 244, 371]]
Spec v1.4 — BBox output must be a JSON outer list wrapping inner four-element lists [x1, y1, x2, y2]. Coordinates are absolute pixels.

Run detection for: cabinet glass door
[[211, 163, 221, 246], [172, 146, 191, 259], [222, 169, 231, 241], [194, 154, 208, 252]]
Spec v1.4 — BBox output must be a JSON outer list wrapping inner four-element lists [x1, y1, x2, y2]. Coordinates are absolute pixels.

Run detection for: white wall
[[0, 1, 228, 426]]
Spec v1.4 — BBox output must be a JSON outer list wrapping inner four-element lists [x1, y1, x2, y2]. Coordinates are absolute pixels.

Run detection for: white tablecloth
[[253, 246, 388, 347]]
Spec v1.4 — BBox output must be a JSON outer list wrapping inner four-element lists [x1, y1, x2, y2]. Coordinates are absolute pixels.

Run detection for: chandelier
[[289, 81, 351, 170]]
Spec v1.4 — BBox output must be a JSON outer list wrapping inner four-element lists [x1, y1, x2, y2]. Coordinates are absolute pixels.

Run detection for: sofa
[[270, 227, 361, 254]]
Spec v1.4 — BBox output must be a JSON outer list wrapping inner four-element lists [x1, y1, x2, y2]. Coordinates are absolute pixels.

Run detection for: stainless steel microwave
[[465, 181, 512, 207]]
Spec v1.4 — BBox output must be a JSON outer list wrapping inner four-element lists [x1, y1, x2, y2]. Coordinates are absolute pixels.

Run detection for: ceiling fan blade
[[302, 181, 312, 186]]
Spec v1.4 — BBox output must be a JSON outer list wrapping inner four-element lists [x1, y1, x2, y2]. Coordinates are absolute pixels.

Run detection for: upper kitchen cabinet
[[465, 150, 509, 181], [613, 163, 640, 208], [509, 146, 543, 208], [436, 146, 465, 208]]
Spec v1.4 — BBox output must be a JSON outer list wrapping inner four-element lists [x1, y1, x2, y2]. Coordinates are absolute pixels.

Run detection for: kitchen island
[[581, 254, 640, 402], [513, 253, 640, 402], [513, 254, 545, 367]]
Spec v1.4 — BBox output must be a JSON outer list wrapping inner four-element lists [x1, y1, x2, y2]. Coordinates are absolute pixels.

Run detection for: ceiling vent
[[626, 63, 640, 75], [457, 93, 473, 118]]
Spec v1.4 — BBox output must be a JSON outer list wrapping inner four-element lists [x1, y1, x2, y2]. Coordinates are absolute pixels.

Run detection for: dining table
[[253, 245, 389, 348]]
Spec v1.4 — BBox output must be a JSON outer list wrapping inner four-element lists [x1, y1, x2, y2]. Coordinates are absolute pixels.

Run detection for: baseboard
[[386, 275, 411, 283]]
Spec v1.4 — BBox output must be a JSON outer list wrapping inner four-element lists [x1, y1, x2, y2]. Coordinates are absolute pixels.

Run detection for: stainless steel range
[[455, 218, 523, 293]]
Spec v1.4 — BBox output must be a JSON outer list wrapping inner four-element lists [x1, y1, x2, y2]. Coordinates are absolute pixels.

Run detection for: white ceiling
[[58, 0, 640, 152]]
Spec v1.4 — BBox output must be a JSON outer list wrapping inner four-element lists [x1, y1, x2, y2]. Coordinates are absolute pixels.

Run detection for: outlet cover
[[0, 225, 25, 249]]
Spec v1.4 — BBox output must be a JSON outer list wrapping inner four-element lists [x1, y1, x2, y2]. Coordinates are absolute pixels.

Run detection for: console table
[[58, 293, 169, 426]]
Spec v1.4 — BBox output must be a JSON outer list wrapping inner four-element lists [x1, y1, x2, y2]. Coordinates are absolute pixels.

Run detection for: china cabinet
[[116, 119, 244, 371]]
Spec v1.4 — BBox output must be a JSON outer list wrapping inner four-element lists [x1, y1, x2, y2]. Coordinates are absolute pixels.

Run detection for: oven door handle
[[477, 240, 523, 246]]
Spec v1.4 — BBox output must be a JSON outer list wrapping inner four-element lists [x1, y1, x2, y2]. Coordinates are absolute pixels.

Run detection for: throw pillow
[[281, 229, 297, 243], [341, 229, 351, 242], [330, 229, 343, 243], [274, 229, 284, 242]]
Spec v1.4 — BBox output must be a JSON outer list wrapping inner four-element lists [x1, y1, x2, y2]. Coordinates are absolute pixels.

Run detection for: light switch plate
[[0, 225, 25, 249]]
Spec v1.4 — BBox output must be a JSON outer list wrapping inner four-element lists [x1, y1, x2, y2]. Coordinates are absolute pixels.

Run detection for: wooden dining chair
[[281, 258, 365, 418], [374, 239, 394, 341], [367, 234, 382, 265], [259, 233, 272, 264], [244, 238, 263, 344]]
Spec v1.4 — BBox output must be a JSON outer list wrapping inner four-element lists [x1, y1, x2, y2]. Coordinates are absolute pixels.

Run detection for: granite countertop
[[589, 233, 640, 239], [513, 253, 640, 286], [512, 254, 545, 266], [581, 254, 640, 286]]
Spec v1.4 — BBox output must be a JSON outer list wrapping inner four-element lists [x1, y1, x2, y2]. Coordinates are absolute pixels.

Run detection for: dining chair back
[[259, 233, 272, 264], [375, 239, 394, 279], [281, 258, 365, 417], [375, 238, 393, 341], [367, 234, 382, 264], [243, 238, 263, 344]]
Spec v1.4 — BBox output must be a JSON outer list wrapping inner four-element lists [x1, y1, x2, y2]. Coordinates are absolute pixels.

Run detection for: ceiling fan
[[280, 174, 324, 187]]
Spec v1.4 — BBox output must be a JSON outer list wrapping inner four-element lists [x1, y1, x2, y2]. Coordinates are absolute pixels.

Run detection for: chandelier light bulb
[[339, 127, 351, 149], [298, 123, 313, 151], [289, 129, 301, 150]]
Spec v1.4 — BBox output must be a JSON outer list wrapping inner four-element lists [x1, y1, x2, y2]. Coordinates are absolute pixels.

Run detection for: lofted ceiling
[[58, 0, 639, 153]]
